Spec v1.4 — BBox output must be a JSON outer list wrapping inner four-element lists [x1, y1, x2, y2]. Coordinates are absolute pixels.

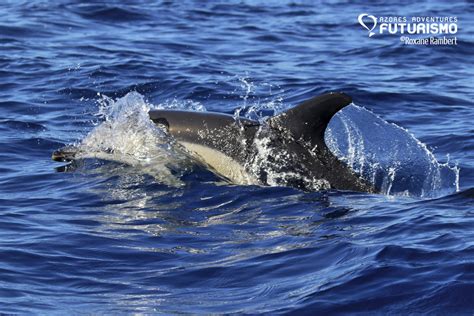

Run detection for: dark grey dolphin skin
[[149, 92, 376, 192], [52, 145, 78, 162]]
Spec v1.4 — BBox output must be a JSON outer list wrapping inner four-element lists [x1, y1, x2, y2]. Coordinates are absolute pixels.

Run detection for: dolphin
[[148, 92, 375, 192], [52, 92, 375, 192]]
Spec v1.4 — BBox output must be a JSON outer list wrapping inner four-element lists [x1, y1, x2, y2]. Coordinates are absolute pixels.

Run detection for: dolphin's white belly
[[179, 141, 258, 185]]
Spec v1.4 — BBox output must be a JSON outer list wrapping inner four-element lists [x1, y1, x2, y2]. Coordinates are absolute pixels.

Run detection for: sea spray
[[325, 104, 459, 198], [69, 92, 197, 186]]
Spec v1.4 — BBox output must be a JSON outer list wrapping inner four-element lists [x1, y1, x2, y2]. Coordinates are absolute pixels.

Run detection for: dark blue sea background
[[1, 0, 473, 314]]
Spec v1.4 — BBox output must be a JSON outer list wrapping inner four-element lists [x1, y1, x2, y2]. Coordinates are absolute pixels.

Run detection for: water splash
[[245, 127, 331, 191], [153, 97, 206, 112], [239, 76, 255, 107], [68, 92, 195, 186], [232, 76, 285, 122], [230, 78, 327, 189], [325, 104, 459, 198]]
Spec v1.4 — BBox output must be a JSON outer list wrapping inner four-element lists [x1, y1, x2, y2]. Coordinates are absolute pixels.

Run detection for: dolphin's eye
[[152, 118, 170, 129]]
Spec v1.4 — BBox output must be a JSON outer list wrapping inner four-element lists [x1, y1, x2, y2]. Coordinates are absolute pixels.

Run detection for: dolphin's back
[[149, 93, 376, 193], [149, 110, 261, 184], [149, 110, 259, 163], [266, 92, 375, 192]]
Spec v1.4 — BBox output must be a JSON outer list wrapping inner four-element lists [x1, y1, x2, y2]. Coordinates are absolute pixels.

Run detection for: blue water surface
[[0, 0, 473, 314]]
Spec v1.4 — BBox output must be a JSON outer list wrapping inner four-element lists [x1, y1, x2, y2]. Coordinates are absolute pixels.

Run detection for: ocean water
[[1, 0, 473, 314]]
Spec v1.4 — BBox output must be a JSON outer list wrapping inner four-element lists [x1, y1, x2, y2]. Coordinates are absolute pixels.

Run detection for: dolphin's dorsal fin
[[268, 92, 352, 149]]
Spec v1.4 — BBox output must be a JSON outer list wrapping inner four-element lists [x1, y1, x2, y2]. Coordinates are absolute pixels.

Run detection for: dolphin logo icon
[[358, 13, 377, 37]]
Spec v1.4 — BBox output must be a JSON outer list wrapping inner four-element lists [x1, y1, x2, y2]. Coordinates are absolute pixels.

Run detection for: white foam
[[71, 92, 195, 187]]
